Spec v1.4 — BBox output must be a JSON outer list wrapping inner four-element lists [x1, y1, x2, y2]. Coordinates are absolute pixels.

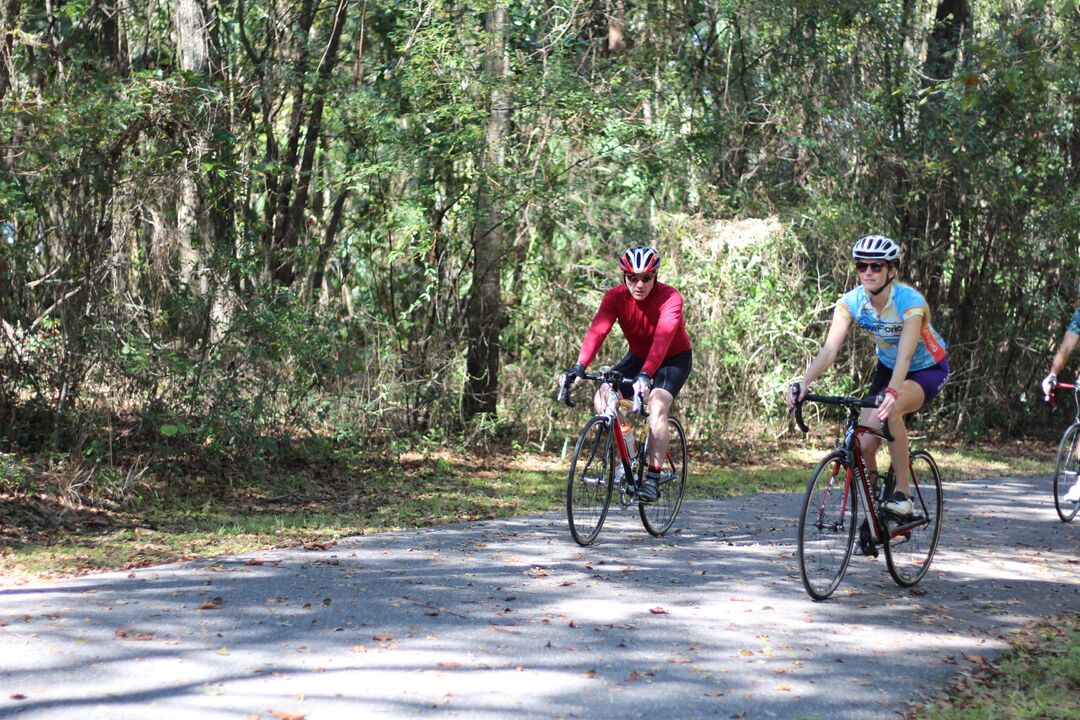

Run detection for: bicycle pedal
[[890, 532, 912, 546]]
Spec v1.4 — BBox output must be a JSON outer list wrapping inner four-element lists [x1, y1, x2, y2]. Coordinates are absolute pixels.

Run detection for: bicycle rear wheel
[[797, 451, 856, 601], [639, 417, 688, 537], [566, 416, 616, 545], [1053, 423, 1080, 523], [884, 450, 943, 587]]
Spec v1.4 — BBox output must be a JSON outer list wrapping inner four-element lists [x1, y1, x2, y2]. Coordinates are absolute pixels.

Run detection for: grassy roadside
[[0, 436, 1055, 581], [908, 612, 1080, 720]]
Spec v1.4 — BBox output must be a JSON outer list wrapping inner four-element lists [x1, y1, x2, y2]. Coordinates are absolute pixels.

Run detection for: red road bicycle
[[556, 367, 687, 545], [1047, 381, 1080, 523], [792, 388, 943, 601]]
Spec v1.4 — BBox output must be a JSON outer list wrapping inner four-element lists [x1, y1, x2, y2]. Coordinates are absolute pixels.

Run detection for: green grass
[[0, 439, 1058, 582], [911, 613, 1080, 720]]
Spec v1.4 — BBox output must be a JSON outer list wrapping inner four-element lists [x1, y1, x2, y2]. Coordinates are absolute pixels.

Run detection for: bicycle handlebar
[[791, 384, 895, 443], [1047, 381, 1078, 408], [555, 368, 647, 415]]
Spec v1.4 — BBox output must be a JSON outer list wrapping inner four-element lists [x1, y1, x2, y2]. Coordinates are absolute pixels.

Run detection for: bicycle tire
[[566, 416, 616, 545], [797, 451, 856, 601], [884, 450, 943, 587], [639, 416, 688, 537], [1053, 423, 1080, 523]]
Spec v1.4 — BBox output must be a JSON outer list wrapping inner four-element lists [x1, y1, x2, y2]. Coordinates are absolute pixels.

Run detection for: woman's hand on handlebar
[[875, 389, 897, 422]]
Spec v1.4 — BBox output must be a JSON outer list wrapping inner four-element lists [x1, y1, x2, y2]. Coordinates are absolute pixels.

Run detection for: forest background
[[1, 0, 1078, 510]]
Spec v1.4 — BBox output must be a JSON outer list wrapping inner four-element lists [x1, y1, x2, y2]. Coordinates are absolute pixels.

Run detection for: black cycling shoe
[[635, 471, 662, 502]]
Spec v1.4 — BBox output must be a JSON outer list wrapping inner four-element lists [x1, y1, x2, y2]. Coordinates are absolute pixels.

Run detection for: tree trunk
[[463, 3, 509, 420], [607, 0, 626, 53], [923, 0, 970, 85], [174, 0, 235, 345], [266, 0, 349, 287], [0, 0, 21, 103]]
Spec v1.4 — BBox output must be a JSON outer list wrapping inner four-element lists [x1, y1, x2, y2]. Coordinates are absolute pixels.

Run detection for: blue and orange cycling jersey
[[1068, 307, 1080, 336], [837, 282, 947, 371]]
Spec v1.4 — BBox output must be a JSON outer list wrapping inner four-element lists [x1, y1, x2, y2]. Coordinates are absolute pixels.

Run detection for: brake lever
[[791, 383, 809, 433], [874, 392, 895, 443]]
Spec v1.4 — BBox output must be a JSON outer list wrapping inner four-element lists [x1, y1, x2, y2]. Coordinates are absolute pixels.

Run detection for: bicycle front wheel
[[639, 417, 688, 537], [566, 416, 616, 545], [797, 451, 856, 601], [1053, 423, 1080, 523], [884, 450, 943, 587]]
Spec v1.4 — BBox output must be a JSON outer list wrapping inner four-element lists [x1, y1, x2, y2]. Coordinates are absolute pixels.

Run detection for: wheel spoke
[[884, 451, 942, 587], [1053, 424, 1080, 522], [566, 417, 615, 545], [797, 452, 855, 601], [639, 417, 688, 536]]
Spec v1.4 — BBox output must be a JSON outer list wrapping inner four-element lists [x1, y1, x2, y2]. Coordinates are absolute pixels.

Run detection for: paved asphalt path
[[2, 475, 1078, 720]]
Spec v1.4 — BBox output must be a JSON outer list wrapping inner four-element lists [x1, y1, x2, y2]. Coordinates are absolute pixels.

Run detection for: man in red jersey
[[560, 246, 693, 501]]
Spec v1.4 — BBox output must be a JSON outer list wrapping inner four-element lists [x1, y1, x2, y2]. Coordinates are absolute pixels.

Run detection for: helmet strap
[[869, 268, 895, 297]]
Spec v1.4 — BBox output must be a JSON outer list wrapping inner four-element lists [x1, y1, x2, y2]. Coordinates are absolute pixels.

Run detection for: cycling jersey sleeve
[[641, 290, 684, 377], [835, 287, 861, 320], [576, 287, 620, 367], [894, 287, 930, 323], [1068, 308, 1080, 336]]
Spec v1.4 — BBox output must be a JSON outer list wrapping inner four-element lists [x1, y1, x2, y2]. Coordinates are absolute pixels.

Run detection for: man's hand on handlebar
[[555, 362, 586, 407], [560, 362, 586, 389], [631, 372, 652, 413]]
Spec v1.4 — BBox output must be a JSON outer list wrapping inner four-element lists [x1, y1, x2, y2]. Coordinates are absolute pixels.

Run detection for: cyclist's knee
[[647, 391, 673, 421]]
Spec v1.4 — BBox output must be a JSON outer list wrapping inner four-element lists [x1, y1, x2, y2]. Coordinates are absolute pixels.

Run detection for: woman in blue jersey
[[786, 235, 949, 517]]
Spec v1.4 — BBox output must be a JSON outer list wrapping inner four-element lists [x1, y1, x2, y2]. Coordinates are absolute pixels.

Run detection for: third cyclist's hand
[[1042, 373, 1057, 402]]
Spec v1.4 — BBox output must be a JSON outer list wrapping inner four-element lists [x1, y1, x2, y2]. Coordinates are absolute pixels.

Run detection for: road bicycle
[[1048, 381, 1080, 523], [556, 366, 687, 545], [792, 388, 943, 600]]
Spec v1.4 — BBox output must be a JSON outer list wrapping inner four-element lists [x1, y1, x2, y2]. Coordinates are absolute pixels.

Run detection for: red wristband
[[884, 387, 899, 400]]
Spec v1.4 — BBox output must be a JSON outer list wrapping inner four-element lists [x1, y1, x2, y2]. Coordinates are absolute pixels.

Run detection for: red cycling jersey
[[576, 282, 692, 377]]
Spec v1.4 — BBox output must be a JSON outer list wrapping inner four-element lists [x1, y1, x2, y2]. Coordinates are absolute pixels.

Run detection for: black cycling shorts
[[611, 350, 692, 400]]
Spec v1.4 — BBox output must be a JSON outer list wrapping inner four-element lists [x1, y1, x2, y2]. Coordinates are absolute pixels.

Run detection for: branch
[[54, 0, 100, 56]]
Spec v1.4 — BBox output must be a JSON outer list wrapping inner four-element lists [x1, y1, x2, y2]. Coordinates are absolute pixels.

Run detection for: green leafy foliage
[[0, 0, 1076, 500]]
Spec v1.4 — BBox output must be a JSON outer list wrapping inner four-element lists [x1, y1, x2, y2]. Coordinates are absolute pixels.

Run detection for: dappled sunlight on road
[[1, 475, 1078, 719]]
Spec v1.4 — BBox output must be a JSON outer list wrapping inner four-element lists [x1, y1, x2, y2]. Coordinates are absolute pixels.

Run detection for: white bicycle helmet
[[852, 235, 901, 263], [619, 246, 660, 274]]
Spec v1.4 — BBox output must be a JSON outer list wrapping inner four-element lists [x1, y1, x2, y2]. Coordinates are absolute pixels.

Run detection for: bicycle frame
[[799, 394, 931, 550], [558, 366, 647, 490], [596, 381, 638, 487]]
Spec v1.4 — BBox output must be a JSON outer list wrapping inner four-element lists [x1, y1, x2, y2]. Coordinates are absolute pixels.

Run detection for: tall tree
[[463, 1, 510, 419]]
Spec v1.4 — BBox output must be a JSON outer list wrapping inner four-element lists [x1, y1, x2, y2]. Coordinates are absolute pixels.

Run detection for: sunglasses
[[855, 262, 887, 273], [624, 273, 655, 284]]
